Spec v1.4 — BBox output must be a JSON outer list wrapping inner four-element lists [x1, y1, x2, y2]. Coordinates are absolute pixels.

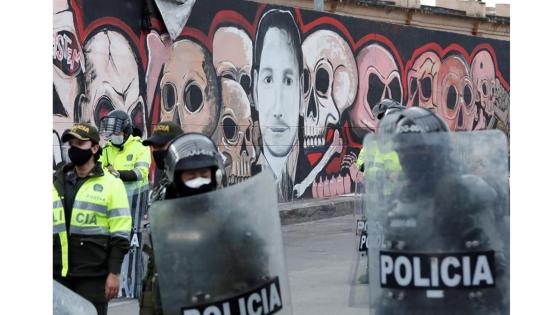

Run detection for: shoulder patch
[[127, 154, 133, 161], [93, 184, 104, 192]]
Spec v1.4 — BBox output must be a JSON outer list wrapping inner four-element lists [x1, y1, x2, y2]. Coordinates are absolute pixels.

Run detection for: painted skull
[[301, 30, 358, 152], [435, 55, 475, 131], [213, 79, 256, 185], [212, 27, 253, 95], [79, 29, 147, 136], [160, 39, 221, 136], [349, 44, 402, 137], [407, 51, 441, 110], [471, 50, 496, 116]]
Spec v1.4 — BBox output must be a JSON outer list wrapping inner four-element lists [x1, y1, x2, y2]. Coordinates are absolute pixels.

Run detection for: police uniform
[[139, 121, 183, 315], [53, 124, 131, 315]]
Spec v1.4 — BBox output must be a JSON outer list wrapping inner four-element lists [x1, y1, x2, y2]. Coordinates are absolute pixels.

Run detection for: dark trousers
[[55, 275, 108, 315]]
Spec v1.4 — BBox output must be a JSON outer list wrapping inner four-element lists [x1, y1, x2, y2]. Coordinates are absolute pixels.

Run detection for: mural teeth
[[313, 137, 317, 147]]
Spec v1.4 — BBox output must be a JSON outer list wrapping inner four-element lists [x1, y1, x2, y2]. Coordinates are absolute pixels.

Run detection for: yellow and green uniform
[[53, 163, 132, 277], [357, 142, 402, 197], [100, 135, 151, 194], [53, 185, 68, 277]]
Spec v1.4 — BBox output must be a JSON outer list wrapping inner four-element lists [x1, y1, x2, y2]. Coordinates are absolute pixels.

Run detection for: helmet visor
[[100, 116, 126, 139]]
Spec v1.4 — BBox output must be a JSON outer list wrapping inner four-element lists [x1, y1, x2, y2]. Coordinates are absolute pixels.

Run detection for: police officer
[[356, 99, 405, 175], [373, 107, 507, 314], [141, 121, 183, 205], [53, 123, 132, 315], [99, 110, 151, 192], [99, 109, 151, 298], [139, 121, 183, 315]]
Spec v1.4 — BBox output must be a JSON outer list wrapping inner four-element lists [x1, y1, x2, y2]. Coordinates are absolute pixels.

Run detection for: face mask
[[110, 135, 124, 146], [68, 146, 93, 166], [152, 150, 166, 170], [184, 177, 212, 189]]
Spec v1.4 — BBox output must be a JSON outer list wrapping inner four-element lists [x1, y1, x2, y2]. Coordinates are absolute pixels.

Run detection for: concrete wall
[[53, 0, 510, 202]]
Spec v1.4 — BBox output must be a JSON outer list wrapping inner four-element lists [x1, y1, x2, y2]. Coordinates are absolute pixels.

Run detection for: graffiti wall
[[53, 0, 510, 202]]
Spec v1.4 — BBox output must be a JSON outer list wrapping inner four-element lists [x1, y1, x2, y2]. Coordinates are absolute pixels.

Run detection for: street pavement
[[109, 214, 369, 315]]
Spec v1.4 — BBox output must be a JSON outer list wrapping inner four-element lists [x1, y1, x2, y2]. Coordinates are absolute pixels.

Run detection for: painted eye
[[367, 73, 384, 110], [388, 77, 402, 103], [409, 78, 418, 96], [264, 76, 272, 84], [162, 83, 176, 112], [446, 86, 458, 110], [94, 96, 114, 128], [222, 73, 235, 80], [184, 82, 203, 113], [240, 74, 251, 94], [222, 116, 238, 143], [285, 77, 293, 86], [315, 68, 329, 95], [420, 77, 432, 99], [463, 85, 473, 107], [131, 102, 145, 134]]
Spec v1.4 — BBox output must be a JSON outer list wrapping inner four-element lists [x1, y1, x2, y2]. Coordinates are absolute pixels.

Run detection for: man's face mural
[[301, 30, 358, 151], [213, 79, 256, 185], [79, 29, 146, 135], [471, 50, 497, 117], [253, 27, 301, 157], [160, 39, 221, 136], [407, 51, 441, 110], [435, 55, 475, 131], [349, 44, 401, 137], [213, 27, 253, 95]]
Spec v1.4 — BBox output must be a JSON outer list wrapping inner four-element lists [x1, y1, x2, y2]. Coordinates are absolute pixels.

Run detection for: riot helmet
[[381, 107, 450, 184], [100, 109, 133, 146], [372, 98, 406, 120], [165, 133, 225, 197]]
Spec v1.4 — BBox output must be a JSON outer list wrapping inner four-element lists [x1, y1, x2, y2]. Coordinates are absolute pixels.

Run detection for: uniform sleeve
[[133, 142, 152, 182], [107, 178, 132, 274], [356, 147, 366, 172], [99, 145, 110, 168]]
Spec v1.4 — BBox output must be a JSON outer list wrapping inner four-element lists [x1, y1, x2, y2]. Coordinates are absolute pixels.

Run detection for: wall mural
[[53, 0, 510, 202]]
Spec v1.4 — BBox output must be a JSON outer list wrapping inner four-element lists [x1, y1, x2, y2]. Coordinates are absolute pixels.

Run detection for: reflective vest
[[357, 143, 402, 196], [100, 135, 151, 194], [53, 185, 68, 277], [53, 167, 131, 276]]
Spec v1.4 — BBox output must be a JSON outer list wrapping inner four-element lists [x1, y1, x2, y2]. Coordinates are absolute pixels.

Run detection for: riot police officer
[[142, 133, 273, 315], [369, 107, 508, 315]]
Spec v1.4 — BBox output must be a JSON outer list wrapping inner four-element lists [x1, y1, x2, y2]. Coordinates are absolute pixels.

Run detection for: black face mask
[[68, 146, 93, 166], [152, 150, 166, 170]]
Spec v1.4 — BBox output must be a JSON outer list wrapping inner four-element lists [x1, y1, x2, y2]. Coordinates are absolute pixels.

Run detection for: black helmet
[[381, 107, 450, 183], [165, 133, 225, 187], [372, 99, 406, 120], [100, 110, 133, 139]]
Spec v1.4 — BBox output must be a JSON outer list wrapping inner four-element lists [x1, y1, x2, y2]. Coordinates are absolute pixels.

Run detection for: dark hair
[[253, 9, 303, 75]]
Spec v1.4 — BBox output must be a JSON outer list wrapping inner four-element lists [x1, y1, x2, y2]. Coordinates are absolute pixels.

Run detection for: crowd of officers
[[53, 108, 226, 315]]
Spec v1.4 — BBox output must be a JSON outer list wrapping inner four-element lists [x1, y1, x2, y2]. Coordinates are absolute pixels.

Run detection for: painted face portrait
[[254, 27, 301, 157]]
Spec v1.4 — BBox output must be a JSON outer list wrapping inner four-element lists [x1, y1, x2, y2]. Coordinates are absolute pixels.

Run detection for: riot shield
[[53, 280, 97, 315], [118, 182, 150, 298], [364, 130, 509, 315], [149, 170, 292, 315], [348, 180, 369, 307]]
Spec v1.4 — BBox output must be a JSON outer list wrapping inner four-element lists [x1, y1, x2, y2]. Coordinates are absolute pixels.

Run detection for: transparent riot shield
[[364, 130, 509, 315], [118, 181, 150, 298], [53, 280, 97, 315], [150, 170, 292, 315]]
